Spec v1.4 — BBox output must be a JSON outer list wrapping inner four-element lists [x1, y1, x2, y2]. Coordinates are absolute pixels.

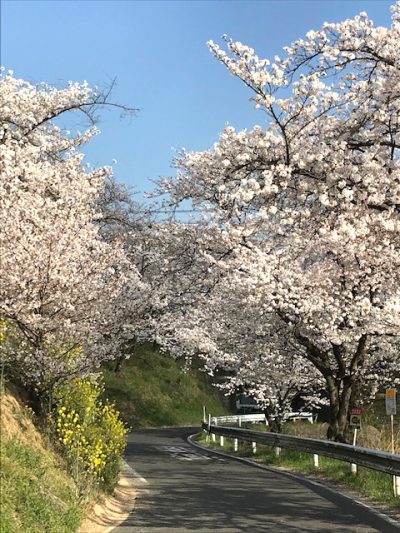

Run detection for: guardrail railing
[[211, 414, 267, 425], [202, 422, 400, 478], [211, 412, 314, 426]]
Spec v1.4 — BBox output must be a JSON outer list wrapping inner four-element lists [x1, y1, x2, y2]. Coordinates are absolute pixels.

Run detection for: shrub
[[53, 376, 128, 494]]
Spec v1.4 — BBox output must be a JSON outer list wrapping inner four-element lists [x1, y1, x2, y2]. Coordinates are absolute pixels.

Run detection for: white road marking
[[123, 461, 149, 484], [153, 445, 226, 461]]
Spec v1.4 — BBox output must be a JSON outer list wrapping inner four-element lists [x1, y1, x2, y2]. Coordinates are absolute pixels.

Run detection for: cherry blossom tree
[[156, 4, 400, 441], [96, 178, 226, 370], [0, 71, 142, 396], [227, 352, 324, 433], [155, 269, 326, 432]]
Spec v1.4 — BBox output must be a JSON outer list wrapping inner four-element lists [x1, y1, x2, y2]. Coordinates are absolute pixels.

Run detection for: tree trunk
[[264, 409, 283, 433], [326, 375, 353, 442], [272, 416, 283, 434], [25, 384, 50, 417], [294, 331, 367, 443], [114, 355, 125, 373], [114, 340, 137, 372], [349, 378, 363, 410]]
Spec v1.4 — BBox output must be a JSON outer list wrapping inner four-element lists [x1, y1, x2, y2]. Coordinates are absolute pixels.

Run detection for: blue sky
[[1, 0, 393, 200]]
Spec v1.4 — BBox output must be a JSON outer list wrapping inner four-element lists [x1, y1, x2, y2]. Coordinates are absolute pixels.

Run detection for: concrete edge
[[188, 432, 400, 530]]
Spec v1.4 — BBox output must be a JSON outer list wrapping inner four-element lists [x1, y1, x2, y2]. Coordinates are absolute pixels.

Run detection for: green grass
[[0, 436, 82, 533], [197, 430, 400, 511], [102, 344, 230, 428]]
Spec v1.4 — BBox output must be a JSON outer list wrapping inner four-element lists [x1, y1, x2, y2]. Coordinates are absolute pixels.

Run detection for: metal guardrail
[[284, 412, 314, 423], [202, 422, 400, 476], [211, 412, 314, 426], [211, 414, 267, 425]]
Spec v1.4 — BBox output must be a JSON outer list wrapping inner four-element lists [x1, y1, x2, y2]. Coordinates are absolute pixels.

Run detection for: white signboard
[[386, 389, 397, 416]]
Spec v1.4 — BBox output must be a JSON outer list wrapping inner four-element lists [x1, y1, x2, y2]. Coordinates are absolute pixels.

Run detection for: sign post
[[386, 389, 398, 497], [349, 407, 362, 475], [386, 389, 397, 451]]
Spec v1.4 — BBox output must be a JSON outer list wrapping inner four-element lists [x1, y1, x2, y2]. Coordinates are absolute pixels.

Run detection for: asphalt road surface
[[111, 427, 399, 533]]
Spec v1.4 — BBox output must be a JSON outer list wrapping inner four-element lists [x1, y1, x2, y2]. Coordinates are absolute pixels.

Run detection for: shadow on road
[[112, 427, 399, 532]]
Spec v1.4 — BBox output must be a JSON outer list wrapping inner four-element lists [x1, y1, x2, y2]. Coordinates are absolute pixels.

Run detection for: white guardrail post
[[395, 476, 400, 497], [351, 428, 358, 475], [210, 414, 216, 442]]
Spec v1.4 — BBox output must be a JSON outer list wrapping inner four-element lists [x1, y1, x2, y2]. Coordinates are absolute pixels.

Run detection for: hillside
[[0, 386, 82, 533], [102, 344, 231, 428]]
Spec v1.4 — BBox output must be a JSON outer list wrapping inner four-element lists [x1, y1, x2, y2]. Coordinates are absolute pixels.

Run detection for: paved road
[[112, 427, 399, 532]]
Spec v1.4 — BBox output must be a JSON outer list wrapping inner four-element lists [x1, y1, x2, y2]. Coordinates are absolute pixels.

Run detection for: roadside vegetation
[[0, 377, 128, 532]]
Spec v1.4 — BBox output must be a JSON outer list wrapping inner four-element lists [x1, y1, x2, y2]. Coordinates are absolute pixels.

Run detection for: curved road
[[112, 427, 399, 532]]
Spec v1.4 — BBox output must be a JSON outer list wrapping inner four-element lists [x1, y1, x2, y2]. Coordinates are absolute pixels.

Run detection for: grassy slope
[[102, 344, 230, 429], [0, 387, 82, 533]]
